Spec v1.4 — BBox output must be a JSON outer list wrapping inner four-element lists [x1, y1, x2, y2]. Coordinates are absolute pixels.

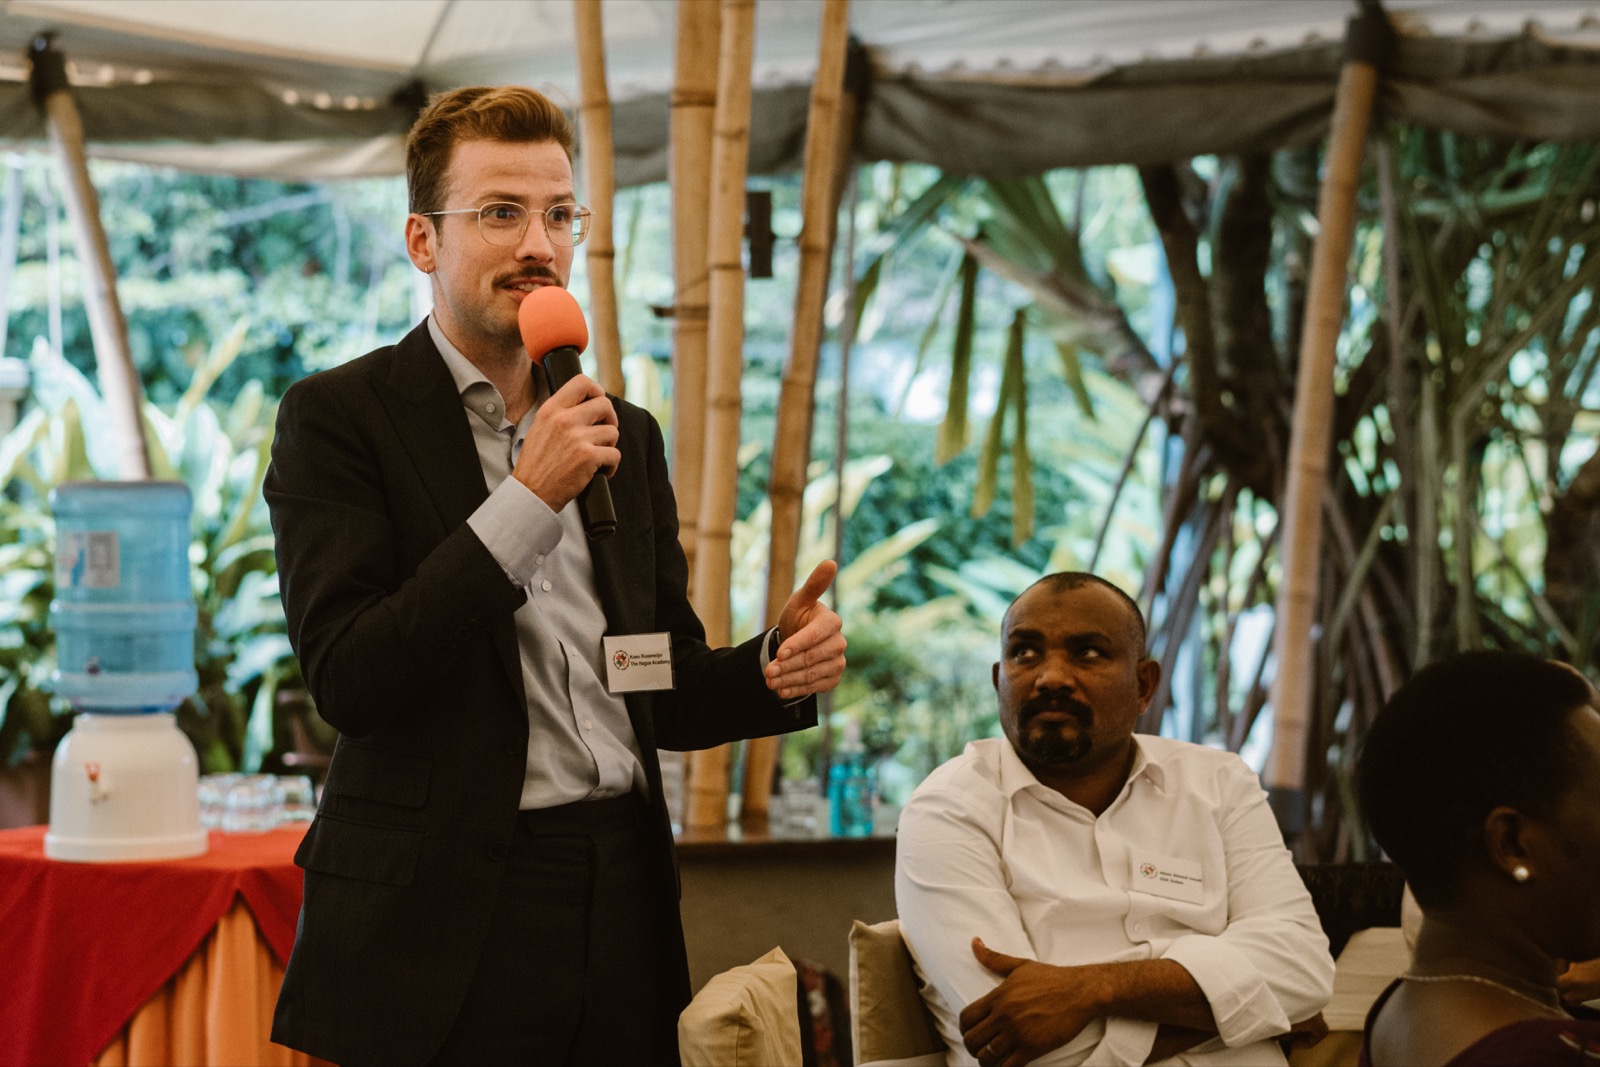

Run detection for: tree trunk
[[746, 0, 854, 822], [685, 0, 756, 831], [573, 0, 626, 397], [1545, 443, 1600, 667]]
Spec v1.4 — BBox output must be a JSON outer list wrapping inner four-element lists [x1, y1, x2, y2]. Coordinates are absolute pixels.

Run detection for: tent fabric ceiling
[[1, 0, 1600, 182]]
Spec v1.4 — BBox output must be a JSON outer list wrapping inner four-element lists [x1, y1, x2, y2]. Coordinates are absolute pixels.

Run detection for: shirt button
[[485, 402, 496, 413], [541, 579, 552, 592], [584, 719, 594, 730], [535, 554, 544, 566]]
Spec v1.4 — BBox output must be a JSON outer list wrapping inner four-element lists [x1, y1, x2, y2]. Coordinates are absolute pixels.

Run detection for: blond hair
[[406, 85, 575, 215]]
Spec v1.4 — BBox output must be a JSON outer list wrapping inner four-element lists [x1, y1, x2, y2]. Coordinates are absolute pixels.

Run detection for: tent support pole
[[669, 0, 721, 594], [684, 0, 758, 832], [28, 35, 150, 480], [745, 5, 860, 823], [1264, 2, 1392, 846], [574, 0, 626, 397]]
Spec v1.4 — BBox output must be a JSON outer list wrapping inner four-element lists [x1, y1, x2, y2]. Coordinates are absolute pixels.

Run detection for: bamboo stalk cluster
[[673, 0, 854, 829]]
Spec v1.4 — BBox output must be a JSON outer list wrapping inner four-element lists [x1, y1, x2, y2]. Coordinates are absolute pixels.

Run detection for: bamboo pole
[[670, 0, 721, 586], [1263, 5, 1391, 840], [28, 36, 150, 479], [744, 0, 855, 822], [684, 0, 757, 831], [573, 0, 625, 398], [662, 0, 720, 836]]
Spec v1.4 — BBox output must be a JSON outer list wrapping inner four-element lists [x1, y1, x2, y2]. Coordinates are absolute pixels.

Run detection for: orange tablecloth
[[0, 825, 314, 1067]]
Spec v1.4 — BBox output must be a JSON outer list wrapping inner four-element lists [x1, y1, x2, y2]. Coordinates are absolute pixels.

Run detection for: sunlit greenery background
[[0, 153, 1163, 805], [2, 130, 1597, 856]]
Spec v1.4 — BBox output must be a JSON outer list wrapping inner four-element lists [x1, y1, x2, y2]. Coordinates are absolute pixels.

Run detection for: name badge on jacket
[[1129, 852, 1205, 905], [603, 632, 675, 693]]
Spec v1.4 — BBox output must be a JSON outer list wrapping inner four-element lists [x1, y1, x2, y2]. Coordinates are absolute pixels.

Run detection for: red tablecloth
[[0, 825, 305, 1067]]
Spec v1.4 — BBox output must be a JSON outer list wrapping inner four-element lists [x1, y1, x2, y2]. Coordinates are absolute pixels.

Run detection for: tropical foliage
[[4, 131, 1595, 860], [0, 326, 299, 772], [1, 155, 417, 400], [843, 131, 1600, 858]]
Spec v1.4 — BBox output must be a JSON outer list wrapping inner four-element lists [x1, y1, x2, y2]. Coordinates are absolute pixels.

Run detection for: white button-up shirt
[[896, 736, 1334, 1066]]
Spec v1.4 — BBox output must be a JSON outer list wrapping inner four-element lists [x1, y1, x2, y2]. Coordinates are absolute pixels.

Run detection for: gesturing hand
[[960, 938, 1104, 1067], [766, 560, 847, 700]]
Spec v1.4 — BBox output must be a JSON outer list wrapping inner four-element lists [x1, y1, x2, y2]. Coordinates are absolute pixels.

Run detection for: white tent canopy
[[3, 0, 1600, 181]]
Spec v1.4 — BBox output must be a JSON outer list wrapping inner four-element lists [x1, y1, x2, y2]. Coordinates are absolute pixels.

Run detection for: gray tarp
[[2, 0, 1600, 181]]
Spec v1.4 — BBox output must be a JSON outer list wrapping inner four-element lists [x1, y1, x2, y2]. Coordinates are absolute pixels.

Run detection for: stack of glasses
[[197, 773, 317, 832]]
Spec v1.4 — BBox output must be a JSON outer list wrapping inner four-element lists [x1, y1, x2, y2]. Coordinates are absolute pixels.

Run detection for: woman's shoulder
[[1364, 995, 1600, 1067], [1363, 979, 1600, 1067], [1447, 1017, 1600, 1065]]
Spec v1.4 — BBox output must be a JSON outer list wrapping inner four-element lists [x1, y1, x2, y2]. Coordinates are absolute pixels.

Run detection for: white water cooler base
[[45, 712, 207, 862]]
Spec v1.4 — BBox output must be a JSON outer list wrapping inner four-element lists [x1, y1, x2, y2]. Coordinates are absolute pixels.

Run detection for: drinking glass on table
[[778, 778, 821, 836], [198, 773, 243, 830], [278, 775, 317, 824], [221, 777, 278, 833]]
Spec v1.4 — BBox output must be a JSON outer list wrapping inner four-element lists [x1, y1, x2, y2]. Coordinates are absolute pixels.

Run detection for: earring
[[1512, 865, 1531, 883]]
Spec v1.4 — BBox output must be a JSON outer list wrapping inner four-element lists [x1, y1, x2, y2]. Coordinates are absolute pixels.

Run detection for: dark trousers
[[425, 794, 682, 1067]]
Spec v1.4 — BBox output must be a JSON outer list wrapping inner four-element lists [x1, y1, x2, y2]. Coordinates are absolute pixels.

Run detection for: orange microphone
[[517, 283, 590, 358], [517, 286, 616, 540]]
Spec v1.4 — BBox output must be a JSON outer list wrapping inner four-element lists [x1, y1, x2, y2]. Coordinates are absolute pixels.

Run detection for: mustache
[[1021, 695, 1093, 722]]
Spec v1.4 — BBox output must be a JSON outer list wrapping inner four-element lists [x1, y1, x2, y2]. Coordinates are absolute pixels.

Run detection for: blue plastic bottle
[[50, 481, 198, 714], [828, 722, 875, 837]]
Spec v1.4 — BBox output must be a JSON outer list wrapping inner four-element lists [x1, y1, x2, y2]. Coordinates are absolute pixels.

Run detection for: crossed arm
[[958, 941, 1218, 1067], [959, 939, 1328, 1066]]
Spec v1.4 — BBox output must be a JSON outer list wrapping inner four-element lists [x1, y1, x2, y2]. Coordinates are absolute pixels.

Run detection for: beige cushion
[[678, 946, 803, 1067], [848, 919, 946, 1066], [1322, 925, 1413, 1032]]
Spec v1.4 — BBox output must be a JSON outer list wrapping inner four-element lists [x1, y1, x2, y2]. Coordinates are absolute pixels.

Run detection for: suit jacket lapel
[[385, 323, 489, 532], [384, 322, 525, 703]]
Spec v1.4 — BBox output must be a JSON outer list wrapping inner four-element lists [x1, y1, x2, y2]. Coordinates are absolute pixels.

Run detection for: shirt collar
[[428, 314, 489, 398], [428, 315, 537, 434], [995, 733, 1169, 807], [1129, 737, 1167, 792]]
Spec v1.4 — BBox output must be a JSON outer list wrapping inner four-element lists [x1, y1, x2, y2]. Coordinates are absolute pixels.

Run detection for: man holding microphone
[[265, 84, 845, 1066]]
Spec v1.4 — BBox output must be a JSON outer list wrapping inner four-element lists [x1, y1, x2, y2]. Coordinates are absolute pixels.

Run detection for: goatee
[[1017, 697, 1093, 765]]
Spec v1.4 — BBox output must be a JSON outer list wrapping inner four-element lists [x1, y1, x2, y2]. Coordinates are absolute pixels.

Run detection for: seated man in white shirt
[[895, 573, 1334, 1066]]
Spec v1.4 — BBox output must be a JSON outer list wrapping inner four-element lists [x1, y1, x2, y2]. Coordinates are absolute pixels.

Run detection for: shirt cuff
[[467, 478, 564, 585], [1161, 935, 1291, 1048], [758, 627, 810, 708]]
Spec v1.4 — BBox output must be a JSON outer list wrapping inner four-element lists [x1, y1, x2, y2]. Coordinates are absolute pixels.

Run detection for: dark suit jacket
[[263, 321, 816, 1065]]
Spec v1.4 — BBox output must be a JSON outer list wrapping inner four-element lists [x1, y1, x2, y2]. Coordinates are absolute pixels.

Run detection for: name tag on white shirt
[[1129, 851, 1205, 904], [603, 632, 675, 693]]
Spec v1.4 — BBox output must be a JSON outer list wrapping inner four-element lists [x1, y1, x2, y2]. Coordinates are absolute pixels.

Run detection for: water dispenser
[[44, 481, 207, 861]]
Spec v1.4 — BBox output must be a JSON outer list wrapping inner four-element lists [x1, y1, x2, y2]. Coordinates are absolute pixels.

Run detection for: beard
[[1015, 696, 1094, 766]]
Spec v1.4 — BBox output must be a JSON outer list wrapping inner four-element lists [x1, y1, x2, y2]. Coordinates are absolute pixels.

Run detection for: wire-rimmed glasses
[[419, 201, 592, 247]]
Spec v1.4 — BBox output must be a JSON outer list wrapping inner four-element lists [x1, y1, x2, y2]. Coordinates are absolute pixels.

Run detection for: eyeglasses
[[419, 201, 592, 247]]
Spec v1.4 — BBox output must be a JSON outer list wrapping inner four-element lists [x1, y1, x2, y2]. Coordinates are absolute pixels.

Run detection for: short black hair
[[1355, 650, 1594, 909], [1008, 572, 1147, 656]]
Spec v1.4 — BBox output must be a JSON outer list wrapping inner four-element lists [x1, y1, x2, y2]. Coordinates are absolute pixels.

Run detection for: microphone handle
[[542, 347, 618, 541]]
